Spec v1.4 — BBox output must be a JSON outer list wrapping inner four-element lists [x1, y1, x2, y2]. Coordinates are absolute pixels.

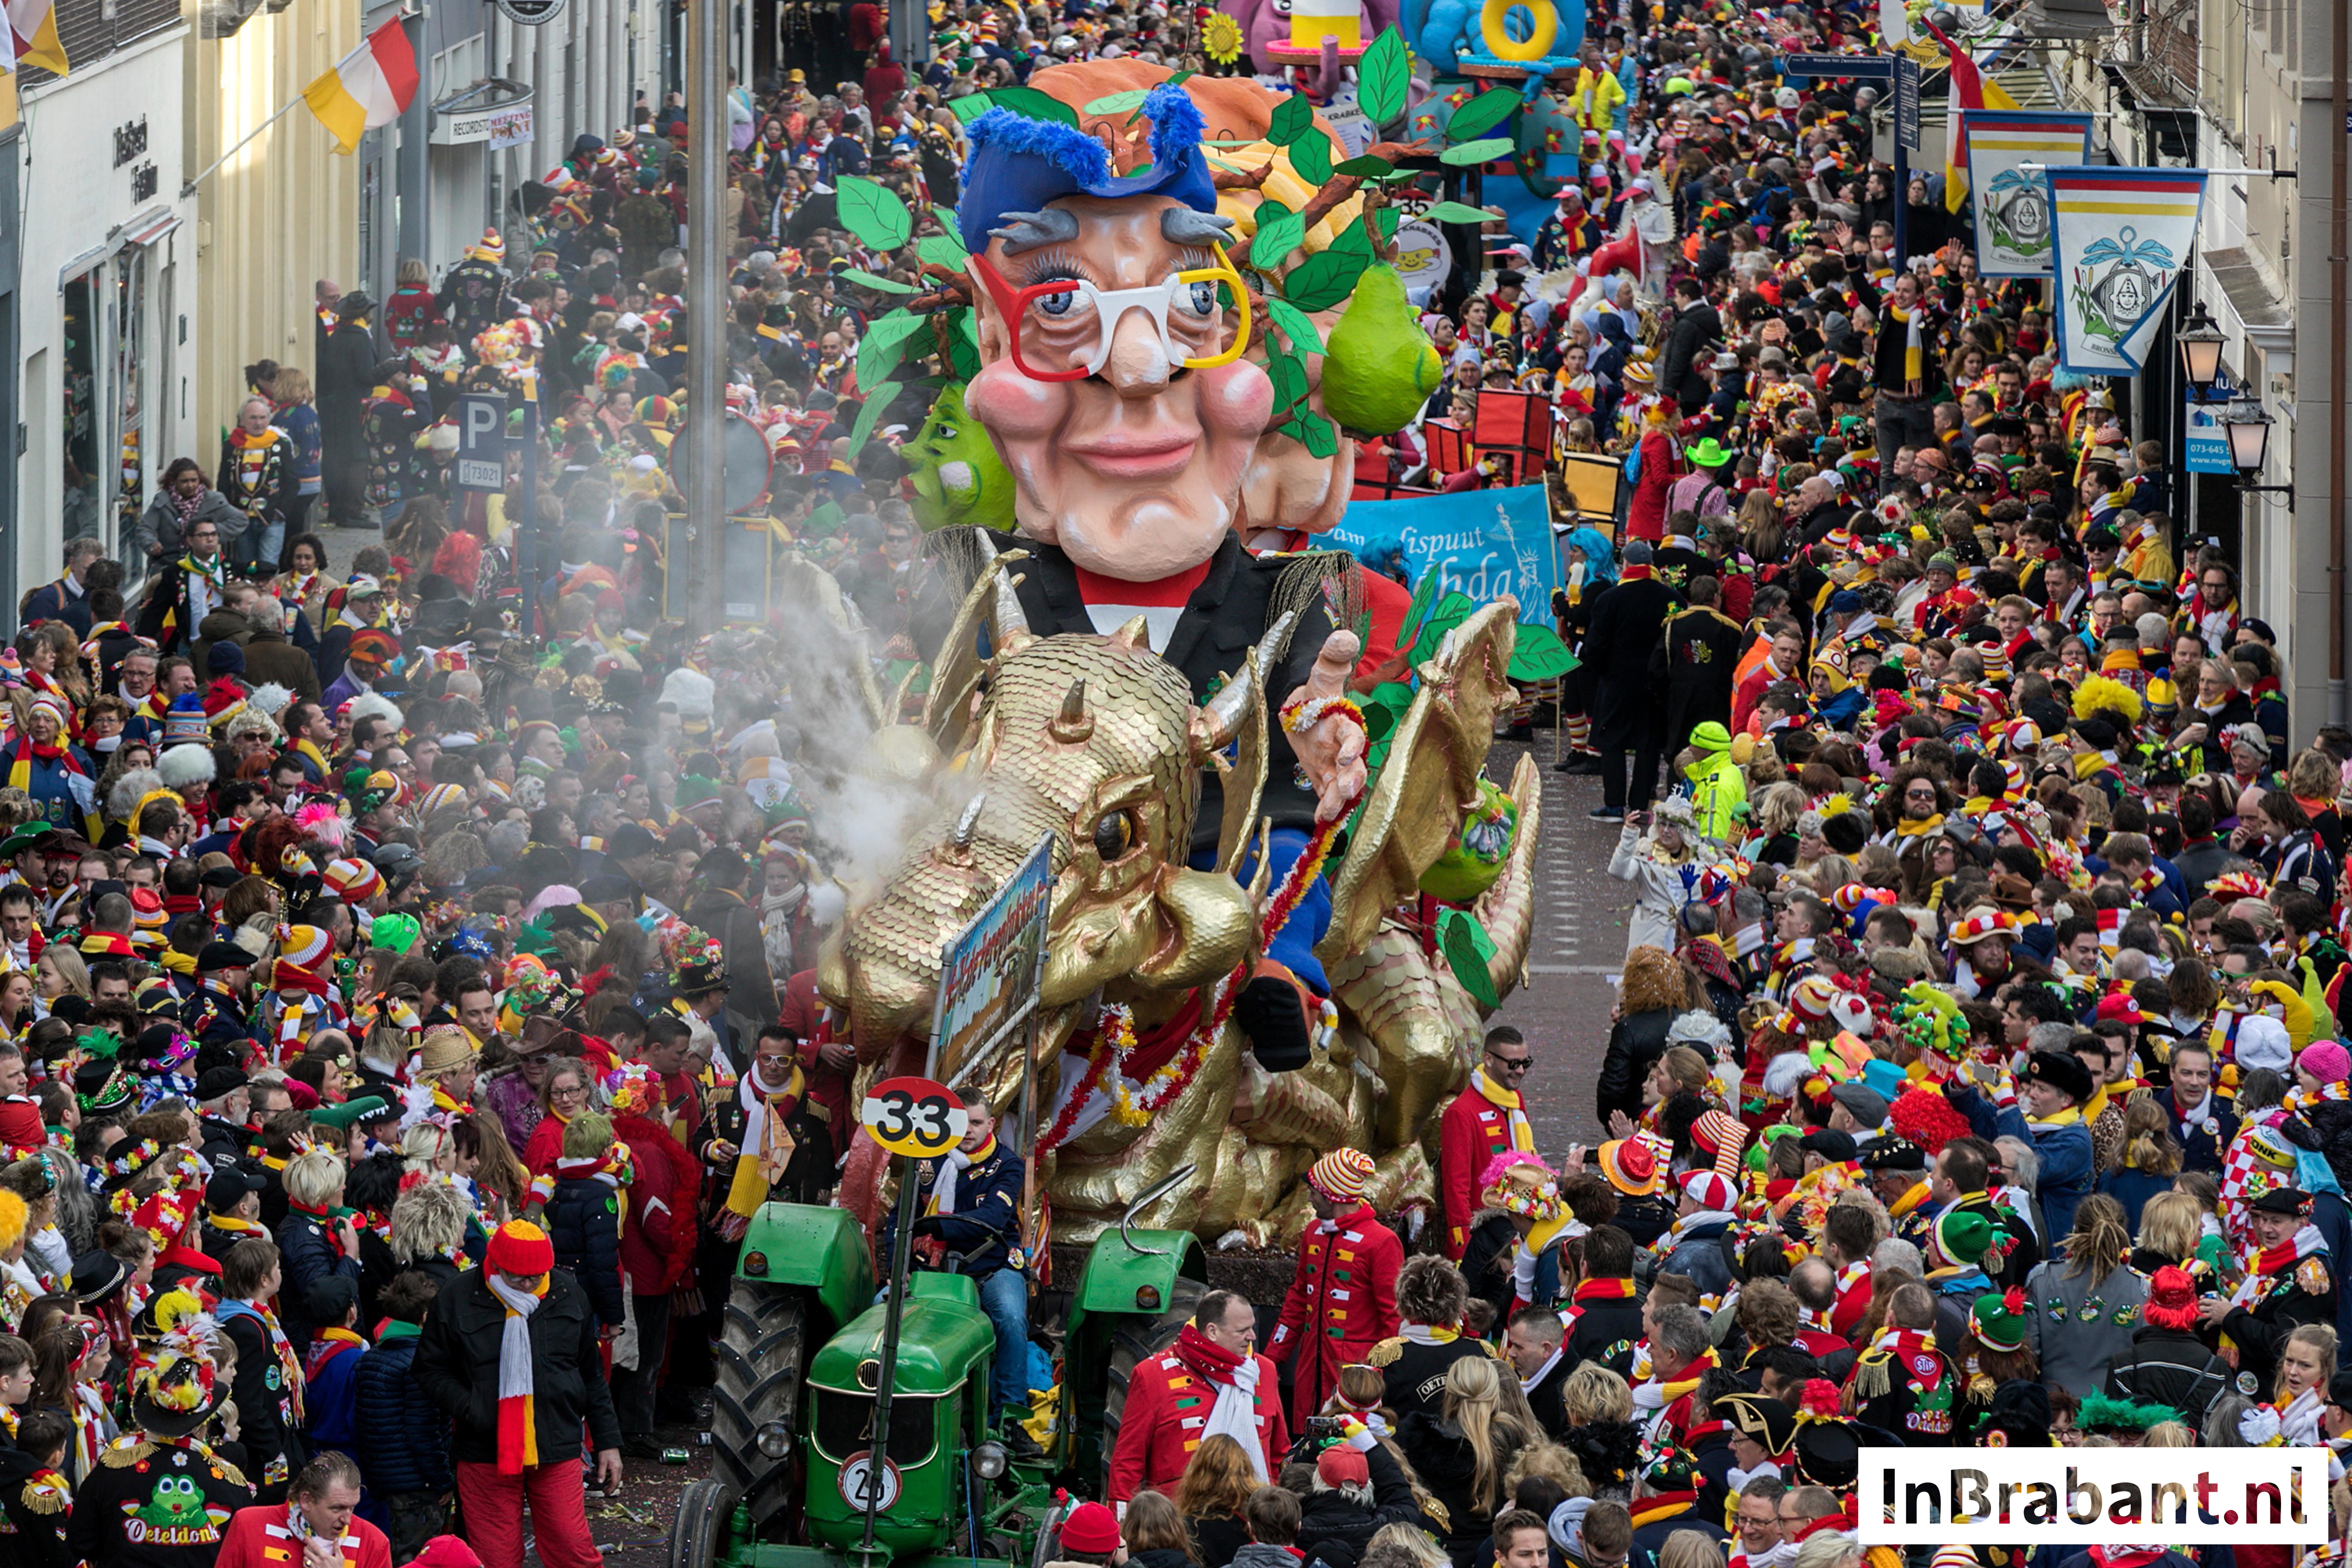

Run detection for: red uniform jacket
[[1439, 1082, 1526, 1260], [1267, 1204, 1403, 1426], [213, 1504, 393, 1568], [1107, 1342, 1287, 1503]]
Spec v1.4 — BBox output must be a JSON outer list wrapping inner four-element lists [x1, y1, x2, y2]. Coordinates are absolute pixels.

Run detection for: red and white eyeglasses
[[969, 249, 1253, 382]]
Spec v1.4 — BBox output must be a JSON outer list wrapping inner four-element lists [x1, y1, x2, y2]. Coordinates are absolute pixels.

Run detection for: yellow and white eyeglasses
[[972, 247, 1252, 382]]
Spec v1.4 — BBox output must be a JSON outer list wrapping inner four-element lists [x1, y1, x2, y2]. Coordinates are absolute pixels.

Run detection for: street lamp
[[2223, 398, 2296, 509], [2176, 300, 2225, 400]]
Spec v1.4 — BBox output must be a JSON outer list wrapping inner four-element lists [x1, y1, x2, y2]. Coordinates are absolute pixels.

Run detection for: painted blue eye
[[1177, 281, 1219, 319]]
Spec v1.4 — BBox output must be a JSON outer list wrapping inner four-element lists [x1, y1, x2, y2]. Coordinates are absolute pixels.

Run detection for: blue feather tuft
[[965, 107, 1112, 185], [1142, 84, 1205, 171]]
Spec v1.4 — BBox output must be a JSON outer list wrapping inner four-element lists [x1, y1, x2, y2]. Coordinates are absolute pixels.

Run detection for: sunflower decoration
[[1203, 9, 1244, 69]]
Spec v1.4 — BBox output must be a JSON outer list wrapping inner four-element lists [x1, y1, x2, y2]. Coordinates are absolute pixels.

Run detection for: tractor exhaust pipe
[[1118, 1163, 1200, 1257]]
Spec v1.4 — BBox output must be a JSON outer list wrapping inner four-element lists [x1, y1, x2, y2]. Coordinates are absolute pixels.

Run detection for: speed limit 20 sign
[[860, 1076, 967, 1158]]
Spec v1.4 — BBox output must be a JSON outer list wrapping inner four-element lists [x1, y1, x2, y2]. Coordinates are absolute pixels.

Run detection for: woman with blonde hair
[[2024, 1193, 2144, 1396], [1742, 781, 1809, 867], [2096, 1098, 2181, 1229], [2129, 1189, 2220, 1282], [2270, 1324, 2337, 1445], [1657, 1532, 1726, 1568], [1174, 1432, 1257, 1568], [34, 944, 87, 1005], [275, 1146, 360, 1349], [1399, 1356, 1533, 1567]]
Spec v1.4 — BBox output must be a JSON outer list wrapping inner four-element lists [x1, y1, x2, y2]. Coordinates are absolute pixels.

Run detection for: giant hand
[[1282, 629, 1368, 823]]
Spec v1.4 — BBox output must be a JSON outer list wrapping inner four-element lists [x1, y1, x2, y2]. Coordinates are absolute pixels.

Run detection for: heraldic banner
[[1960, 111, 2093, 276], [2046, 166, 2210, 375]]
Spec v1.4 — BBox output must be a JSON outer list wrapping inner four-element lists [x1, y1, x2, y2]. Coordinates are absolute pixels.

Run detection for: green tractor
[[671, 1169, 1212, 1568]]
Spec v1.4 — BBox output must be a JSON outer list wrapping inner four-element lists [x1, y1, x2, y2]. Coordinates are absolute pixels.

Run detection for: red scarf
[[1621, 563, 1655, 581], [1172, 1322, 1248, 1387], [304, 1326, 366, 1382], [1572, 1276, 1636, 1302]]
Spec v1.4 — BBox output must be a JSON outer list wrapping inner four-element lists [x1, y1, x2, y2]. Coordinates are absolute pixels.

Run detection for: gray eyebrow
[[1161, 207, 1236, 246], [988, 208, 1081, 254]]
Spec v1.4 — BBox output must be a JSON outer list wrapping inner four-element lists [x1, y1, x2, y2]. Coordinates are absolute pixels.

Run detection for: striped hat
[[276, 924, 332, 971], [1598, 1137, 1662, 1196], [322, 858, 385, 904], [346, 628, 401, 667], [1788, 973, 1840, 1023], [1691, 1109, 1747, 1181], [419, 783, 472, 817], [1947, 909, 2016, 947], [469, 228, 506, 263], [1308, 1147, 1376, 1204]]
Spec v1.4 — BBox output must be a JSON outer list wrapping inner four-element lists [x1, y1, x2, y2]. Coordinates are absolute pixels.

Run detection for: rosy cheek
[[1195, 361, 1274, 438], [965, 361, 1067, 442]]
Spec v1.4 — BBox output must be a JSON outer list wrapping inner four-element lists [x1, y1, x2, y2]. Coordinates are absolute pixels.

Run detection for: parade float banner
[[2047, 166, 2209, 375], [927, 831, 1053, 1091], [1959, 110, 2092, 276], [1326, 483, 1561, 627]]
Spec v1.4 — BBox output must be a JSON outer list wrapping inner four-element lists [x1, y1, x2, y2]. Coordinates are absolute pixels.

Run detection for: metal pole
[[2331, 0, 2348, 723], [859, 1156, 922, 1568], [686, 0, 729, 634], [399, 10, 430, 273], [516, 398, 540, 628]]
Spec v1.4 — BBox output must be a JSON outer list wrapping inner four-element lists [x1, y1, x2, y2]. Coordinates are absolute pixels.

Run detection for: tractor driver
[[878, 1096, 1037, 1456]]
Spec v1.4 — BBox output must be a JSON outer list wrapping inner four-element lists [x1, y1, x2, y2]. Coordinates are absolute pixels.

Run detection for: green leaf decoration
[[1377, 206, 1400, 242], [1279, 246, 1370, 311], [1084, 89, 1151, 116], [1248, 200, 1307, 269], [845, 377, 899, 460], [1506, 622, 1580, 682], [1424, 200, 1500, 225], [1439, 137, 1515, 167], [836, 176, 913, 250], [946, 92, 993, 125], [985, 86, 1081, 127], [1362, 701, 1396, 745], [856, 311, 929, 386], [1326, 218, 1374, 260], [1335, 154, 1394, 177], [1437, 907, 1499, 1010], [1293, 409, 1338, 459], [935, 205, 959, 231], [1269, 92, 1317, 146], [1267, 342, 1309, 410], [1265, 297, 1325, 355], [1444, 88, 1522, 143], [1401, 563, 1444, 649], [1167, 69, 1194, 87], [839, 268, 916, 294], [1409, 591, 1474, 658], [1358, 27, 1410, 127], [1289, 129, 1334, 185], [948, 309, 981, 379], [916, 233, 970, 270]]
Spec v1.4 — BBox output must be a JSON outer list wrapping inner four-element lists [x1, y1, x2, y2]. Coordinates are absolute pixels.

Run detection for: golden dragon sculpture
[[815, 555, 1542, 1247]]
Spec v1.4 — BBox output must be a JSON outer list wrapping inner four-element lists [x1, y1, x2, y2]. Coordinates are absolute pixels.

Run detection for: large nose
[[1102, 302, 1170, 398]]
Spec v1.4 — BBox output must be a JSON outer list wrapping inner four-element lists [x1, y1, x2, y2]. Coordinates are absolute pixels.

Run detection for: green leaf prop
[[836, 177, 913, 250], [946, 92, 993, 124], [1269, 92, 1317, 146], [839, 268, 916, 294], [1376, 206, 1400, 242], [1266, 341, 1310, 411], [1084, 89, 1151, 116], [985, 86, 1080, 127], [1439, 137, 1515, 167], [1326, 218, 1374, 260], [916, 233, 970, 270], [935, 205, 959, 233], [1400, 564, 1443, 649], [1437, 907, 1500, 1010], [1361, 681, 1412, 744], [1290, 130, 1335, 186], [1335, 154, 1394, 177], [845, 377, 899, 459], [1506, 622, 1580, 682], [1358, 27, 1410, 126], [1444, 88, 1522, 143], [1265, 297, 1325, 355], [1280, 246, 1370, 311], [1248, 201, 1307, 269], [1424, 200, 1500, 225], [1409, 591, 1476, 658], [1292, 409, 1338, 459], [948, 310, 982, 379], [856, 311, 930, 386]]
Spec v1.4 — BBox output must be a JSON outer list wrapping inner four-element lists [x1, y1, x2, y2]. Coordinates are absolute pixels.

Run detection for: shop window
[[60, 271, 99, 542]]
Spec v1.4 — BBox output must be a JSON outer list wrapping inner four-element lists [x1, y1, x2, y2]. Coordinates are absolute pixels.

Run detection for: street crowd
[[0, 2, 2343, 1568]]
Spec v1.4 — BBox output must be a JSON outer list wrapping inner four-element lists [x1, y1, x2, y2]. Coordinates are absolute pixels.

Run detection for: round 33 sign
[[860, 1076, 967, 1158]]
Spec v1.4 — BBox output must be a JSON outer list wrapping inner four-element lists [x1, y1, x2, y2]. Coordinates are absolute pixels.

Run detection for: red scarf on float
[[1172, 1322, 1248, 1387]]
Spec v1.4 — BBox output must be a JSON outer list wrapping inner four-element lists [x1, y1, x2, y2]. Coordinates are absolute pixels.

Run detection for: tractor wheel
[[713, 1280, 808, 1533], [668, 1477, 740, 1568], [1101, 1277, 1207, 1481]]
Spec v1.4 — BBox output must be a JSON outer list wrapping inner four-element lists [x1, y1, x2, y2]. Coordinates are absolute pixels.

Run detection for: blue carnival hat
[[957, 84, 1217, 255]]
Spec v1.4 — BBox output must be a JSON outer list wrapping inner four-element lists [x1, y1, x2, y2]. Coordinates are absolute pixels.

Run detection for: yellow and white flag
[[301, 18, 420, 155], [2048, 167, 2209, 374]]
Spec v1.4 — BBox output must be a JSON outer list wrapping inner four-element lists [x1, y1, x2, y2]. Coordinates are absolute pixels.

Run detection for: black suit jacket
[[1583, 575, 1676, 747]]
